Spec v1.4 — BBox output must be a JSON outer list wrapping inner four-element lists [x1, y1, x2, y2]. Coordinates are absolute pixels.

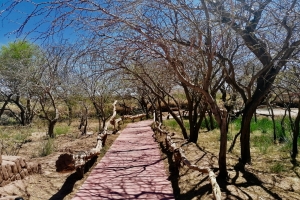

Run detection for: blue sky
[[0, 0, 79, 46], [0, 0, 38, 45]]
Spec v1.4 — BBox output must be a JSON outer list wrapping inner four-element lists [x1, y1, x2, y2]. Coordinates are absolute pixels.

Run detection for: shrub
[[270, 162, 286, 173], [38, 139, 55, 157], [0, 129, 29, 156], [54, 125, 70, 136], [0, 114, 17, 125], [163, 119, 178, 129], [280, 140, 293, 152], [252, 133, 273, 154], [275, 119, 286, 141], [232, 117, 242, 130], [184, 120, 190, 131], [227, 131, 233, 141], [200, 116, 218, 129]]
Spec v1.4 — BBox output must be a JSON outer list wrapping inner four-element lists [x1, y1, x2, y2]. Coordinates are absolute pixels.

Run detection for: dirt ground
[[155, 126, 300, 200], [0, 118, 299, 200], [0, 121, 119, 200]]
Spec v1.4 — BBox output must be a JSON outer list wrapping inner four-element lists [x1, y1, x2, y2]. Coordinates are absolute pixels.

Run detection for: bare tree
[[3, 0, 300, 177], [34, 44, 73, 138], [274, 64, 300, 161], [75, 51, 119, 132], [206, 0, 300, 166]]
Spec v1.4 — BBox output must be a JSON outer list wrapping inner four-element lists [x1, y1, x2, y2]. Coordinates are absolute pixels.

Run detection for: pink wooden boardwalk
[[73, 120, 175, 200]]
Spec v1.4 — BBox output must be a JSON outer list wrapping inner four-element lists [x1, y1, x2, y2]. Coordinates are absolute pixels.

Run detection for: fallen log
[[55, 154, 75, 172], [153, 122, 221, 200]]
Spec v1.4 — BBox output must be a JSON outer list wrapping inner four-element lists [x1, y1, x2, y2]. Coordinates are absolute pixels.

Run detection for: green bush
[[227, 131, 233, 141], [250, 118, 273, 133], [200, 116, 218, 129], [13, 130, 29, 142], [280, 140, 293, 152], [252, 133, 273, 154], [54, 125, 70, 136], [39, 139, 55, 157], [163, 119, 178, 129], [232, 117, 242, 130], [0, 114, 18, 125], [270, 162, 286, 173], [184, 120, 190, 131], [258, 118, 272, 133], [0, 129, 29, 156], [275, 120, 283, 139]]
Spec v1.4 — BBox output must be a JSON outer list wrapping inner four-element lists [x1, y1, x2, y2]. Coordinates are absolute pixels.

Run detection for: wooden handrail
[[153, 122, 222, 200], [56, 101, 147, 178], [56, 101, 119, 176]]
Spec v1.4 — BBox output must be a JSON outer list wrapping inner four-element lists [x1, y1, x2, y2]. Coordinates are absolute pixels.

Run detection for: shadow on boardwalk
[[50, 157, 98, 200], [72, 120, 174, 199]]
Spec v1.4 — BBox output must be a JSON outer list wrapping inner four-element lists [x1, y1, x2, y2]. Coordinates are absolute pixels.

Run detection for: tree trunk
[[66, 102, 73, 126], [228, 131, 241, 153], [204, 114, 210, 131], [13, 95, 28, 126], [140, 97, 150, 119], [267, 102, 276, 142], [280, 108, 288, 142], [68, 106, 73, 126], [167, 109, 189, 139], [189, 114, 205, 143], [189, 103, 206, 143], [208, 110, 215, 130], [25, 98, 34, 125], [101, 118, 106, 130], [188, 99, 196, 142], [158, 98, 163, 123], [240, 106, 256, 165], [0, 94, 13, 118], [218, 117, 228, 178], [291, 100, 300, 160], [239, 68, 279, 165], [48, 120, 57, 138]]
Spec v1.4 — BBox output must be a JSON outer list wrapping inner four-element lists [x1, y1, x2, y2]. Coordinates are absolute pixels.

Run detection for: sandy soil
[[0, 118, 299, 200], [0, 126, 119, 200], [154, 126, 300, 200]]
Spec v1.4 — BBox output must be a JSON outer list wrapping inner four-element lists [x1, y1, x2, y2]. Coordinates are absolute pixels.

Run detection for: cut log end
[[55, 153, 75, 172]]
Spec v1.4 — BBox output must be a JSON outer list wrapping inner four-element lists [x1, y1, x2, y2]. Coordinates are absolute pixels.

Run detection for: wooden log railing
[[152, 121, 222, 200], [56, 101, 147, 178], [122, 113, 146, 122], [56, 100, 119, 177]]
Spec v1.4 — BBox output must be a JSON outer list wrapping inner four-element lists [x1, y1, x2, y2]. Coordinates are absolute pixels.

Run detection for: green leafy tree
[[0, 40, 40, 125]]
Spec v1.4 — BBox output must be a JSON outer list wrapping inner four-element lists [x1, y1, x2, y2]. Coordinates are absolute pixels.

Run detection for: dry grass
[[158, 118, 300, 200], [0, 118, 122, 199]]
